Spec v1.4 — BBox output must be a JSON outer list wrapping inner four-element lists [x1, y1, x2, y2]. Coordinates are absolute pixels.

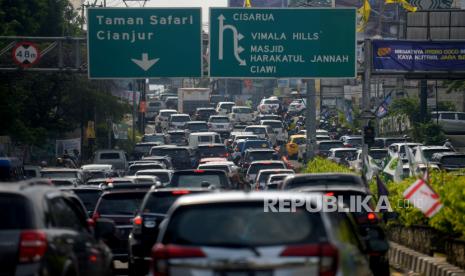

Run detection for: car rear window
[[136, 172, 171, 183], [220, 104, 234, 111], [210, 117, 229, 123], [263, 121, 283, 129], [233, 107, 252, 113], [244, 141, 271, 150], [318, 142, 344, 151], [442, 155, 465, 166], [334, 150, 357, 159], [171, 172, 229, 188], [198, 146, 227, 158], [161, 111, 177, 117], [143, 192, 199, 214], [96, 193, 145, 215], [369, 150, 388, 160], [0, 194, 33, 229], [163, 202, 325, 246], [245, 127, 266, 134], [264, 99, 280, 104], [41, 171, 77, 179], [198, 165, 229, 172], [128, 164, 164, 175], [246, 151, 276, 162], [284, 177, 362, 190], [346, 138, 362, 146], [152, 148, 190, 159], [248, 163, 285, 174], [171, 116, 190, 122], [187, 123, 208, 131], [99, 153, 121, 160], [73, 190, 102, 213]]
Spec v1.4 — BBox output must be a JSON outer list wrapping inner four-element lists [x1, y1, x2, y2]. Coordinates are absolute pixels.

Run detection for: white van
[[432, 111, 465, 134], [93, 150, 128, 172], [188, 132, 222, 148]]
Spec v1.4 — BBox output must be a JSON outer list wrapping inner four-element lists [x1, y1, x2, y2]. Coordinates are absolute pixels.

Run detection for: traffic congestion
[[2, 0, 465, 276], [4, 85, 464, 276]]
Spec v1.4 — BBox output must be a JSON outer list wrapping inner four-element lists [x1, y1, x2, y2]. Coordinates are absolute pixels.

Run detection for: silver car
[[152, 192, 373, 276]]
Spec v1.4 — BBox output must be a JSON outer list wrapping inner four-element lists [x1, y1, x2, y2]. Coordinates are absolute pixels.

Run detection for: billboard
[[372, 40, 465, 72]]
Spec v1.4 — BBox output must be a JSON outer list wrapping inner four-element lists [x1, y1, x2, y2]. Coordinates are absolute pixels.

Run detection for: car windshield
[[263, 121, 283, 129], [168, 133, 185, 142], [155, 148, 190, 160], [137, 172, 170, 183], [211, 117, 229, 123], [73, 190, 101, 213], [246, 151, 276, 162], [442, 155, 465, 166], [198, 135, 221, 143], [41, 171, 78, 179], [134, 144, 154, 154], [163, 202, 325, 247], [0, 194, 33, 229], [248, 163, 285, 174], [198, 146, 227, 158], [233, 107, 252, 113], [128, 164, 163, 175], [220, 104, 234, 111], [423, 149, 453, 161], [171, 172, 228, 188], [245, 127, 266, 134], [171, 116, 190, 122], [319, 142, 344, 151], [97, 193, 145, 215], [264, 99, 280, 105]]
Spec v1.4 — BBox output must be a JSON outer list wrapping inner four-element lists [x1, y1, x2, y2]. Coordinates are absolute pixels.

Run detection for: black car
[[280, 173, 366, 190], [0, 180, 114, 276], [92, 190, 149, 263], [128, 187, 212, 275], [132, 142, 163, 160], [169, 169, 232, 189], [150, 145, 196, 170], [62, 185, 102, 216], [292, 181, 390, 276], [196, 144, 229, 159], [194, 107, 217, 121]]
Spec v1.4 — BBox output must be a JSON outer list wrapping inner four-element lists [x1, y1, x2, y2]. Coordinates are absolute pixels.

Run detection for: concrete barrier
[[389, 241, 465, 276]]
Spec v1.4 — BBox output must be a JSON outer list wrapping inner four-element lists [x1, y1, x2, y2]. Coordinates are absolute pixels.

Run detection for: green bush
[[304, 157, 355, 174], [374, 171, 465, 238]]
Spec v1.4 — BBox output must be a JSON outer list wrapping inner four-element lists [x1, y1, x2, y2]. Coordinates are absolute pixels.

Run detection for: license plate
[[217, 125, 224, 128]]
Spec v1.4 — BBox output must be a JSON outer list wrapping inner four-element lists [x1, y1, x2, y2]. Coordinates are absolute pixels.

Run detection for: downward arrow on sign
[[131, 53, 159, 71]]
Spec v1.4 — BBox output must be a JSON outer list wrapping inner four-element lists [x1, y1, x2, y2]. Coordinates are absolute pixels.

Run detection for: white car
[[169, 114, 191, 129], [229, 106, 254, 125], [265, 173, 293, 190], [155, 109, 178, 130], [216, 101, 235, 115], [260, 119, 287, 144], [245, 160, 286, 184], [432, 111, 465, 134], [257, 97, 280, 114], [208, 115, 233, 134], [135, 169, 173, 186], [244, 125, 277, 145], [254, 169, 295, 190], [197, 161, 239, 177], [288, 99, 306, 114]]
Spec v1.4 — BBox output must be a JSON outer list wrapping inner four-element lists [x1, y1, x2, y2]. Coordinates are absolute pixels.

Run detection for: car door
[[48, 196, 109, 276]]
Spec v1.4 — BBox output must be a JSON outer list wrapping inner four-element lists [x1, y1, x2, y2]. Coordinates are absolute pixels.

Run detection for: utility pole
[[361, 39, 372, 171], [305, 80, 316, 162]]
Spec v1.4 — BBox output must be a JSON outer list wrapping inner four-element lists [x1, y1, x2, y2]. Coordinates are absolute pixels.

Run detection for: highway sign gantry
[[209, 8, 356, 78], [87, 8, 202, 79]]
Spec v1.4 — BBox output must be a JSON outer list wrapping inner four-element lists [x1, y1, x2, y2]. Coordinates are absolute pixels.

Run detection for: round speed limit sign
[[12, 42, 40, 68]]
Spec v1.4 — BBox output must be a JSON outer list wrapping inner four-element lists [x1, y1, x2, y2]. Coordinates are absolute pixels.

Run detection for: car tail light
[[19, 230, 47, 263], [344, 144, 353, 148], [223, 153, 229, 157], [172, 190, 190, 195], [152, 244, 205, 275], [355, 212, 378, 225], [208, 123, 212, 128], [280, 243, 338, 276], [194, 170, 205, 173], [133, 215, 143, 234], [325, 192, 334, 197]]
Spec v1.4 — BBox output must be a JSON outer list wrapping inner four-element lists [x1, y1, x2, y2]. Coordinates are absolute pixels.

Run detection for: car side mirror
[[94, 218, 116, 240]]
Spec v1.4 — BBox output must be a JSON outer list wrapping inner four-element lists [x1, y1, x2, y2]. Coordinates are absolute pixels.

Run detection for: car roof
[[257, 169, 294, 174], [290, 134, 306, 139], [41, 167, 81, 172], [136, 169, 173, 173], [218, 101, 235, 104], [330, 148, 358, 151], [232, 106, 251, 109], [186, 121, 207, 124], [250, 160, 285, 165], [159, 109, 177, 112], [198, 162, 235, 166], [297, 186, 369, 194], [174, 169, 226, 174], [81, 164, 112, 170], [210, 115, 229, 118], [246, 125, 267, 128], [285, 173, 363, 184], [419, 146, 450, 150], [245, 148, 275, 152], [189, 132, 219, 136], [170, 192, 325, 207], [198, 144, 226, 148], [196, 107, 215, 111], [170, 113, 189, 117], [260, 120, 282, 123], [390, 142, 422, 146]]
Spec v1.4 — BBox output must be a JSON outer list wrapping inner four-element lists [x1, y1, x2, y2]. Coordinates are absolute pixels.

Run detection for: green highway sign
[[209, 8, 356, 78], [87, 8, 202, 79]]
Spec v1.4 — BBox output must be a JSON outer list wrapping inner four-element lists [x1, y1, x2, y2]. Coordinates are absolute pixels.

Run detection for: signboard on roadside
[[372, 40, 465, 73], [87, 8, 202, 79], [209, 8, 356, 78]]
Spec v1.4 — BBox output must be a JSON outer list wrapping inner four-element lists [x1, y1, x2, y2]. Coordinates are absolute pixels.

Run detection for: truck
[[178, 88, 210, 115]]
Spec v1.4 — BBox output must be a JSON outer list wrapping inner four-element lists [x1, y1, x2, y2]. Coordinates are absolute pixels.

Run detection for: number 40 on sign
[[12, 42, 40, 68]]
